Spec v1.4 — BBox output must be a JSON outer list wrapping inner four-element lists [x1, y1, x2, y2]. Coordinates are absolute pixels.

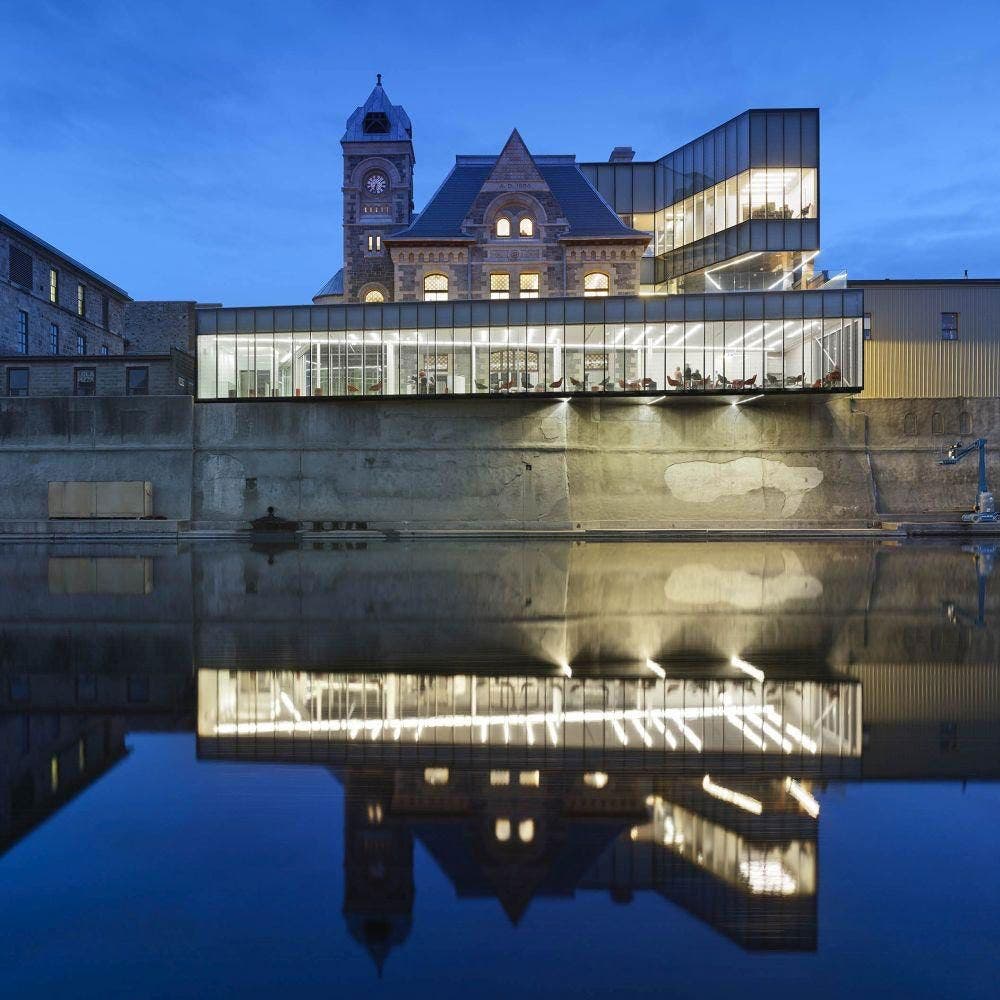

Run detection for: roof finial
[[376, 73, 382, 86]]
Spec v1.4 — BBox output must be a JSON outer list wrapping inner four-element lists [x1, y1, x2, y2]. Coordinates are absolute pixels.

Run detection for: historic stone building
[[314, 78, 649, 305]]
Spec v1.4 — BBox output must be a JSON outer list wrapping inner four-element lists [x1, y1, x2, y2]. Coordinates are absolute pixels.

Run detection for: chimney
[[609, 146, 635, 163]]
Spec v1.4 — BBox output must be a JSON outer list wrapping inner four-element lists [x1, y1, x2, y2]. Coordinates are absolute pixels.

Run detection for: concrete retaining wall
[[0, 396, 193, 520], [2, 394, 1000, 527]]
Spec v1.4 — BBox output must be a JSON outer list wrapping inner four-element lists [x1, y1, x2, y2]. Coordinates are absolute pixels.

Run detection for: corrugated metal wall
[[857, 283, 1000, 398]]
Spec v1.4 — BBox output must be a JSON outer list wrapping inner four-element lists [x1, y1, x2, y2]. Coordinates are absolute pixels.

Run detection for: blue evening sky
[[1, 0, 997, 303]]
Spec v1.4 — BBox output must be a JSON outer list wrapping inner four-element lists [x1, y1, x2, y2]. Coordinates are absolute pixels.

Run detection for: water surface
[[1, 540, 997, 997]]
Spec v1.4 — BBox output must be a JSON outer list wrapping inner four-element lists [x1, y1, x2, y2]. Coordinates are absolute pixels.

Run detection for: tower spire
[[376, 72, 382, 86]]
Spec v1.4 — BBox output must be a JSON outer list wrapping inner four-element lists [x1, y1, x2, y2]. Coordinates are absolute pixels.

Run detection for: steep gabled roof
[[342, 76, 413, 144], [387, 131, 649, 242]]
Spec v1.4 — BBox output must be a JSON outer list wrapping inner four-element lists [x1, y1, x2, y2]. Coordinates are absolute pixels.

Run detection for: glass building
[[580, 110, 822, 294], [195, 290, 862, 400]]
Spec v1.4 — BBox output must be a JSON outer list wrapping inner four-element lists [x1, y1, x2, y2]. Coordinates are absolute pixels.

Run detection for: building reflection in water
[[196, 667, 857, 958], [1, 540, 999, 971]]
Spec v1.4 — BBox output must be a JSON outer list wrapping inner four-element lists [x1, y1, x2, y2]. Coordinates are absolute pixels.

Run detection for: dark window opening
[[16, 310, 28, 353], [7, 368, 29, 397], [76, 333, 86, 355], [74, 367, 96, 396], [8, 246, 32, 288], [363, 111, 390, 134], [126, 366, 149, 396], [941, 312, 959, 341], [101, 294, 109, 329], [50, 323, 59, 354]]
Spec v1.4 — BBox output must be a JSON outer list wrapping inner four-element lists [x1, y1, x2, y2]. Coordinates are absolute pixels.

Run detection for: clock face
[[366, 172, 388, 195]]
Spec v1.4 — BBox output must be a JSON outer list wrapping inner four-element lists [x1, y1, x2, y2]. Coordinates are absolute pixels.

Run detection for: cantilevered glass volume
[[581, 110, 821, 294], [195, 290, 862, 400]]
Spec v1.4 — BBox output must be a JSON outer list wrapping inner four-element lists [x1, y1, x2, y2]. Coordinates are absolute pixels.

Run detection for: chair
[[497, 378, 514, 392], [666, 376, 681, 388], [367, 381, 383, 394], [475, 379, 488, 391], [569, 376, 584, 389], [824, 369, 842, 386], [641, 378, 656, 389], [347, 384, 360, 394], [785, 373, 804, 386], [549, 378, 563, 389], [743, 374, 757, 389]]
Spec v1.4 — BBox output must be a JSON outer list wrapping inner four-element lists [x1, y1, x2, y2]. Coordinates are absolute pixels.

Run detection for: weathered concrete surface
[[3, 394, 1000, 527], [192, 396, 879, 528], [0, 396, 193, 520]]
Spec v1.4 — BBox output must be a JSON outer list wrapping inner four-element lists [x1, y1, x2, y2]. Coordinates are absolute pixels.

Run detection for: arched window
[[363, 288, 385, 303], [519, 216, 534, 237], [583, 271, 610, 297], [495, 216, 511, 238], [423, 273, 449, 301], [495, 818, 511, 842]]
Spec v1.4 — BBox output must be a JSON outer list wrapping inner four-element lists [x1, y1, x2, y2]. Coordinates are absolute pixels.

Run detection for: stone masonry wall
[[124, 301, 196, 354], [1, 228, 126, 356]]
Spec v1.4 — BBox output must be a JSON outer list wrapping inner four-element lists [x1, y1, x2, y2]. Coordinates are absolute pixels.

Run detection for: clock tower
[[341, 75, 414, 302]]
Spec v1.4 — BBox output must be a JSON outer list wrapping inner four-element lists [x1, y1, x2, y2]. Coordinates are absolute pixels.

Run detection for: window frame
[[366, 233, 383, 254], [49, 268, 59, 304], [73, 366, 96, 397], [941, 311, 959, 341], [490, 272, 511, 300], [49, 323, 59, 355], [518, 216, 534, 238], [76, 333, 87, 355], [125, 365, 149, 396], [77, 283, 86, 318], [363, 288, 386, 303], [519, 272, 540, 299], [423, 273, 449, 302], [16, 310, 28, 353], [101, 294, 109, 329], [495, 216, 512, 239], [6, 367, 29, 397], [583, 271, 610, 297]]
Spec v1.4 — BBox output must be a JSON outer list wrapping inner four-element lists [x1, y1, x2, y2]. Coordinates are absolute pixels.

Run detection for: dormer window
[[495, 217, 511, 238], [519, 217, 534, 237], [363, 111, 390, 134]]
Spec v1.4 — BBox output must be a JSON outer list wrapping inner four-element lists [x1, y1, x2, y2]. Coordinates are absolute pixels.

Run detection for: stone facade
[[1, 352, 193, 398], [323, 86, 648, 305], [384, 132, 647, 302], [124, 300, 197, 355], [1, 216, 128, 357], [342, 144, 414, 302], [339, 79, 415, 304]]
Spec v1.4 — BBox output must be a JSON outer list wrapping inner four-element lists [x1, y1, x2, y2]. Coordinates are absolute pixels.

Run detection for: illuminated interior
[[195, 292, 862, 399]]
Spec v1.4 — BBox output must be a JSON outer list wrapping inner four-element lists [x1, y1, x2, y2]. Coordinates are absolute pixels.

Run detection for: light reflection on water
[[0, 540, 998, 997]]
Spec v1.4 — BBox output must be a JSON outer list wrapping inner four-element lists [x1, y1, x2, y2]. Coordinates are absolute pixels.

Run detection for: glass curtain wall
[[196, 291, 862, 400], [582, 110, 820, 285]]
